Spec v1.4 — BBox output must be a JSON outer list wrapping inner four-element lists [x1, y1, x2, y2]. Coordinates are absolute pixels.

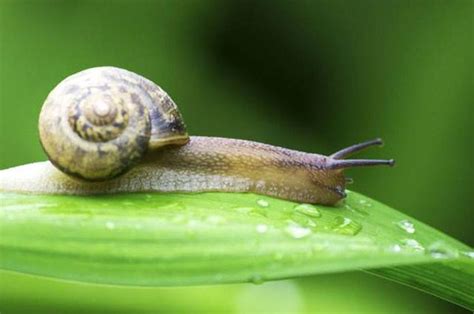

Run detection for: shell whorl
[[39, 66, 188, 181]]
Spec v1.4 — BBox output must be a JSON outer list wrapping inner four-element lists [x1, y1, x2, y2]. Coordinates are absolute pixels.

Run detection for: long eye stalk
[[328, 158, 395, 169], [330, 138, 384, 159]]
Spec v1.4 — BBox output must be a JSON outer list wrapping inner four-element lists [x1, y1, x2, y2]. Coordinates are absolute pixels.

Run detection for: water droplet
[[250, 274, 264, 285], [285, 223, 312, 239], [401, 238, 424, 251], [390, 244, 402, 253], [330, 216, 362, 236], [256, 199, 269, 208], [461, 251, 474, 259], [427, 241, 458, 259], [358, 199, 373, 207], [294, 204, 321, 218], [105, 221, 115, 230], [397, 220, 416, 234], [256, 224, 268, 234], [290, 212, 317, 228]]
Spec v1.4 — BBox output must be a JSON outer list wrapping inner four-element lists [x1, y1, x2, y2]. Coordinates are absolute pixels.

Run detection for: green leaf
[[0, 191, 473, 309]]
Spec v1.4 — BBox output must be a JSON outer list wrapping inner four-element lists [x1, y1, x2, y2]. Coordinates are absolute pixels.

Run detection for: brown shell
[[39, 66, 188, 181]]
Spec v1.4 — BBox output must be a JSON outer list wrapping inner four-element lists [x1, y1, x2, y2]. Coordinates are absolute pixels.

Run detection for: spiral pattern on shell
[[39, 66, 188, 180]]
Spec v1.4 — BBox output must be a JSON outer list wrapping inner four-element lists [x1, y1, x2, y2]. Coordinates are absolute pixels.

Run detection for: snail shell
[[39, 66, 188, 180]]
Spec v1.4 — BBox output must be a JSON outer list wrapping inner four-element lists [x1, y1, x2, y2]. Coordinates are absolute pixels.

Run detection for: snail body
[[0, 67, 394, 205]]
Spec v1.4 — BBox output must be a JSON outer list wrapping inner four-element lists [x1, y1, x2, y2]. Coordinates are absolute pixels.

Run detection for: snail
[[0, 66, 394, 205]]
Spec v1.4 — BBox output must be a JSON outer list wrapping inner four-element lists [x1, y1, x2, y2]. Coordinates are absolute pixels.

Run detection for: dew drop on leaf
[[357, 199, 372, 208], [285, 222, 312, 239], [256, 224, 268, 234], [256, 199, 269, 208], [427, 241, 458, 259], [461, 251, 474, 259], [390, 244, 402, 253], [293, 203, 321, 218], [401, 238, 425, 251], [330, 216, 362, 236], [290, 212, 317, 228], [397, 219, 416, 234], [105, 221, 115, 230]]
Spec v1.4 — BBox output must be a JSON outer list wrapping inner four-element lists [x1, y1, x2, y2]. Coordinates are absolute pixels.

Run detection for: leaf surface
[[0, 191, 473, 309]]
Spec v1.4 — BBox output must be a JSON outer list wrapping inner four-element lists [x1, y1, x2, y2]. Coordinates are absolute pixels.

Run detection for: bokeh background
[[0, 0, 472, 313]]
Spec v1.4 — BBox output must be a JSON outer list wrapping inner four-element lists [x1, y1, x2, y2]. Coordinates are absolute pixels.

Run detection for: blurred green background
[[0, 0, 472, 313]]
